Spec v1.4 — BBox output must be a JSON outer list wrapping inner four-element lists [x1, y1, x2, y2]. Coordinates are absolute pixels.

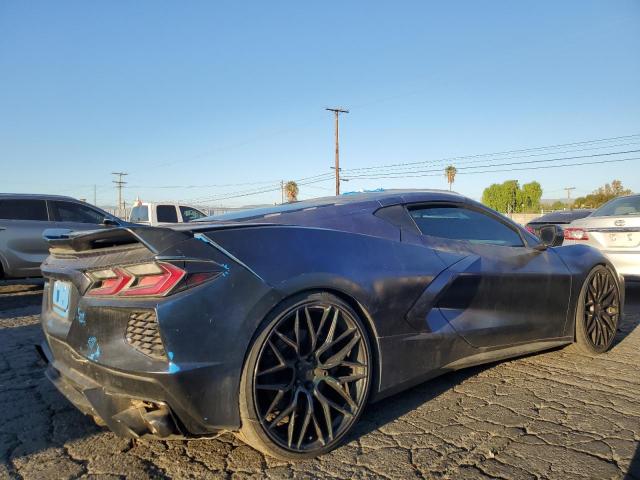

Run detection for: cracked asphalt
[[1, 280, 639, 479]]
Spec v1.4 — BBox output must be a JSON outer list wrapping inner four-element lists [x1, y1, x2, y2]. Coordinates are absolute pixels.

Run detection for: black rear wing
[[43, 226, 192, 254], [42, 222, 278, 255]]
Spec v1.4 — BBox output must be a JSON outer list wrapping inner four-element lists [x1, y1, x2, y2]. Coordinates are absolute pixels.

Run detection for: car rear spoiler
[[43, 227, 192, 254], [42, 222, 279, 255]]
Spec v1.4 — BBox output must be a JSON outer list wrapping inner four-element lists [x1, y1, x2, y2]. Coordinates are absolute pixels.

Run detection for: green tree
[[481, 180, 543, 213], [444, 165, 457, 191], [520, 181, 543, 213]]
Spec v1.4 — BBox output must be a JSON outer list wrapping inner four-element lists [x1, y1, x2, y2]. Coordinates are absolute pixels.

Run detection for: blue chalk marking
[[77, 308, 86, 326], [167, 351, 180, 373], [87, 336, 101, 361]]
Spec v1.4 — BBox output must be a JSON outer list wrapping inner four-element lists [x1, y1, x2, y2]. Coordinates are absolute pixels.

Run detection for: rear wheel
[[573, 265, 620, 354], [238, 292, 372, 459]]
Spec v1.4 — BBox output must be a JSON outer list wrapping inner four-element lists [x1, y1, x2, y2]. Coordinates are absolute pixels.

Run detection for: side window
[[157, 205, 178, 223], [51, 201, 105, 224], [408, 205, 524, 247], [179, 206, 205, 222], [0, 199, 48, 221]]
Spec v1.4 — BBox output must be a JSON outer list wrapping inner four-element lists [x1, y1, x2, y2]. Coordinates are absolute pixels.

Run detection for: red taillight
[[87, 262, 186, 297], [121, 263, 185, 297], [525, 225, 535, 234], [564, 228, 589, 241], [87, 268, 133, 296]]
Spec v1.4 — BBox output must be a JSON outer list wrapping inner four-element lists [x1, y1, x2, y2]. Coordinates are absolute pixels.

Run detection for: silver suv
[[0, 194, 123, 278]]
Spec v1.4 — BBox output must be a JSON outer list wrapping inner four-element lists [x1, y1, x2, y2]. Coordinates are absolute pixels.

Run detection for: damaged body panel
[[38, 190, 624, 457]]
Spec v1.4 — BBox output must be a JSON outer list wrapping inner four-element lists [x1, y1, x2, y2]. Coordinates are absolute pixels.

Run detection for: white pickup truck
[[128, 201, 207, 226]]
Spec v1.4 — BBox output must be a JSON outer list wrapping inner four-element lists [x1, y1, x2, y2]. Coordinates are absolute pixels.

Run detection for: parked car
[[38, 190, 622, 459], [0, 194, 124, 278], [564, 194, 640, 281], [525, 209, 593, 236], [128, 201, 206, 226]]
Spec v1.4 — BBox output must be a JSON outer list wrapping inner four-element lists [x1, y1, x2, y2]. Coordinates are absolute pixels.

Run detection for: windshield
[[592, 195, 640, 217], [129, 205, 149, 222]]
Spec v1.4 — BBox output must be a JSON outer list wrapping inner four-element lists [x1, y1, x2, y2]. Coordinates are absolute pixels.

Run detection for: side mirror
[[536, 224, 564, 249], [102, 218, 119, 227]]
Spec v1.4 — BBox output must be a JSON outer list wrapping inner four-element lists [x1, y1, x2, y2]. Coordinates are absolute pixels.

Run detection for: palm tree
[[284, 181, 299, 202], [444, 165, 457, 191]]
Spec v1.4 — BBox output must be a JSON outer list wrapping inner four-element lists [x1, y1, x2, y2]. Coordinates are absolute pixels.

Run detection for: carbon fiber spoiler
[[42, 222, 278, 254]]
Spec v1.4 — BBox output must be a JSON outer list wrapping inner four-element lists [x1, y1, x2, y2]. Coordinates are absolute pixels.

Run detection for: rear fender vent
[[125, 310, 167, 361]]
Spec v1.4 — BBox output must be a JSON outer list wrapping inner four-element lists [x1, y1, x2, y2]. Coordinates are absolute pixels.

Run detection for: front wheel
[[238, 292, 372, 460], [573, 265, 621, 354]]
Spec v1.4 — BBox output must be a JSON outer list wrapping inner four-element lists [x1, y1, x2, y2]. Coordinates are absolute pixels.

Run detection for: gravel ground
[[0, 281, 639, 479]]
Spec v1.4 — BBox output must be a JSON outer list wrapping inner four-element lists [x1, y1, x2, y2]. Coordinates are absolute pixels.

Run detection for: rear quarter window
[[0, 199, 49, 221]]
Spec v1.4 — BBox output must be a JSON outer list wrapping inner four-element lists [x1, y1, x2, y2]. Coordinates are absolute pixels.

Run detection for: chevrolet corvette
[[38, 190, 623, 459]]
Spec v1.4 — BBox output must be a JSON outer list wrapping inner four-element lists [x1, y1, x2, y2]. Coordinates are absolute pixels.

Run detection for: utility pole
[[112, 172, 128, 215], [564, 187, 575, 207], [93, 184, 97, 206], [281, 180, 284, 204], [326, 107, 349, 196]]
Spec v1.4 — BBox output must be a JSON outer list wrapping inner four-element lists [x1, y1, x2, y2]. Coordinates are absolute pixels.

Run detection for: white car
[[129, 201, 207, 226], [564, 194, 640, 281]]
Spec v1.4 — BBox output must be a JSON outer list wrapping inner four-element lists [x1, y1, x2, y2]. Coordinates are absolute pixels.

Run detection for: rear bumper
[[39, 334, 234, 438], [600, 251, 640, 278]]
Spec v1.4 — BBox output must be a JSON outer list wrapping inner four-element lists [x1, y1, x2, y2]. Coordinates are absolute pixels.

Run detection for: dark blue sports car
[[38, 190, 623, 459]]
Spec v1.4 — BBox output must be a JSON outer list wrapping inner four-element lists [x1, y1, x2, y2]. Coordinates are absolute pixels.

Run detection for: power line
[[341, 133, 640, 174], [190, 176, 334, 204], [346, 156, 640, 180], [342, 149, 640, 180], [342, 140, 640, 175]]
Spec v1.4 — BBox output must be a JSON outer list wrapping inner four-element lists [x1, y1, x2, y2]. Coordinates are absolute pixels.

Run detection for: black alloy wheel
[[574, 265, 620, 353], [239, 293, 371, 459]]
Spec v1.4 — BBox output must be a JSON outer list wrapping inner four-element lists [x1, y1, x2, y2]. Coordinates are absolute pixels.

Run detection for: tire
[[573, 265, 621, 354], [238, 292, 372, 460]]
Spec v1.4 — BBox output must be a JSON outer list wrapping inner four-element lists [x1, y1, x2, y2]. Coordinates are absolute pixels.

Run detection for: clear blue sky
[[1, 1, 639, 207]]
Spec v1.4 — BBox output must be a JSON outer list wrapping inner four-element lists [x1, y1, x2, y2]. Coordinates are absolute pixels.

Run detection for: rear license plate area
[[52, 281, 72, 319]]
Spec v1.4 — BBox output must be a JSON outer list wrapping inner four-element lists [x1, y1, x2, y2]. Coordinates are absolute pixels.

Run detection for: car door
[[0, 198, 53, 277], [407, 203, 572, 348], [48, 200, 113, 233]]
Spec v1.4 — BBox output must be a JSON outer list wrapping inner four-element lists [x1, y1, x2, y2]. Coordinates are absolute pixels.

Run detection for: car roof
[[0, 193, 79, 201], [202, 189, 465, 222], [528, 209, 593, 224]]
